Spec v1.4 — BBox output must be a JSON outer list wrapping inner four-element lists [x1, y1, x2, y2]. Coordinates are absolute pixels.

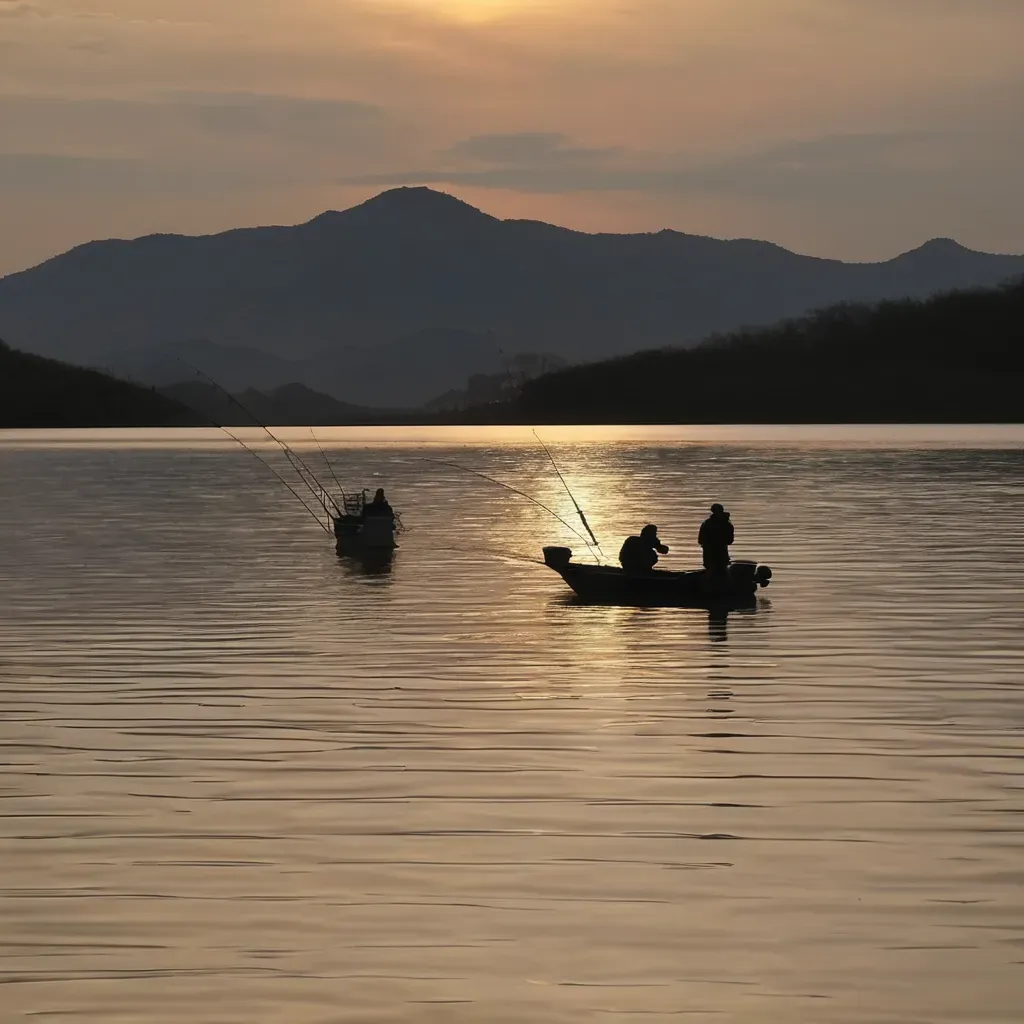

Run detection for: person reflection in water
[[364, 487, 393, 517], [618, 523, 669, 573], [707, 608, 729, 643], [698, 503, 734, 573]]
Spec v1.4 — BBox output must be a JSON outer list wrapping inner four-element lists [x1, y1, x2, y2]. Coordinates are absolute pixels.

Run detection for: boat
[[542, 545, 772, 608], [333, 490, 400, 553]]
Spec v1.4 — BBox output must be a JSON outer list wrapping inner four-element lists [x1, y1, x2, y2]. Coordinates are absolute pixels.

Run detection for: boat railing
[[342, 492, 366, 515]]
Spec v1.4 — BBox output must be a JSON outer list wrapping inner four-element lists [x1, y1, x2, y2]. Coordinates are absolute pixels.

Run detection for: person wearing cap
[[618, 523, 670, 573], [698, 503, 734, 573]]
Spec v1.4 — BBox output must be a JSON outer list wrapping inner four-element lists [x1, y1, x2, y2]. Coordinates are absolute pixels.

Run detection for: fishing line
[[422, 456, 598, 559], [214, 423, 332, 534], [532, 429, 605, 562], [427, 543, 546, 566], [178, 359, 340, 517], [169, 375, 333, 534], [310, 426, 345, 500]]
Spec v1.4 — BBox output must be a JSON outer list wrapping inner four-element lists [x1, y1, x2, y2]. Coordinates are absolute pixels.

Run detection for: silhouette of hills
[[97, 339, 301, 393], [100, 330, 508, 408], [2, 187, 1023, 408], [482, 278, 1024, 424], [158, 380, 397, 426], [0, 338, 197, 428]]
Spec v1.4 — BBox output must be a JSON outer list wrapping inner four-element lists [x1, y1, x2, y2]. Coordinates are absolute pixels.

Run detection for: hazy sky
[[2, 0, 1023, 274]]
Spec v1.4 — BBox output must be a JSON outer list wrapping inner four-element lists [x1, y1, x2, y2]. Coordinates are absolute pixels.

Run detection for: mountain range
[[1, 186, 1022, 408]]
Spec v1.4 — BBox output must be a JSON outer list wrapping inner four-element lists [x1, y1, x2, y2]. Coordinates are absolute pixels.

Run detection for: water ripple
[[1, 427, 1023, 1022]]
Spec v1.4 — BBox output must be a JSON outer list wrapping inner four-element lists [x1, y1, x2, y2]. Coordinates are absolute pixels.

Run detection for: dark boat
[[542, 545, 772, 608], [333, 490, 400, 553]]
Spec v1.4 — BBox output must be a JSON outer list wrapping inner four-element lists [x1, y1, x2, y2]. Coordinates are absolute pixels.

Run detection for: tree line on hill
[[482, 278, 1024, 424], [2, 276, 1021, 427], [0, 339, 197, 428]]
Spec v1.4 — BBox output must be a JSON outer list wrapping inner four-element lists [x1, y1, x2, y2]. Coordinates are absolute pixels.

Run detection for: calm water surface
[[1, 425, 1023, 1023]]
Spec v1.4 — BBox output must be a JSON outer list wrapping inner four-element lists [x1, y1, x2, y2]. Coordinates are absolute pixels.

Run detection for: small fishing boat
[[542, 546, 772, 608], [333, 490, 400, 553]]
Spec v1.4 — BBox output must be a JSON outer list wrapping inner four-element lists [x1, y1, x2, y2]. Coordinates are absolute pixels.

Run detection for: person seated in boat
[[618, 524, 669, 573], [363, 488, 393, 518], [698, 503, 734, 573]]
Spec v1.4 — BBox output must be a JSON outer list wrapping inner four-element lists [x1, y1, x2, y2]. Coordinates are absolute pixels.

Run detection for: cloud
[[0, 151, 283, 193], [439, 131, 623, 170], [346, 128, 1022, 207], [66, 36, 109, 52], [0, 91, 404, 167], [0, 90, 408, 201], [443, 132, 569, 163], [2, 0, 1024, 270], [0, 152, 150, 191], [0, 1, 46, 17], [172, 92, 388, 146]]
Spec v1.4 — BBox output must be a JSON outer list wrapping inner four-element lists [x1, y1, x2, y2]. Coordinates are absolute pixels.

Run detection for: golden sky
[[1, 0, 1023, 273]]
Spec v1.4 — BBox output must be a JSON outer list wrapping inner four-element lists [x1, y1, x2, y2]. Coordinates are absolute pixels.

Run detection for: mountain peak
[[918, 237, 969, 252], [310, 186, 496, 230], [361, 186, 487, 214], [895, 237, 973, 260], [301, 187, 495, 233]]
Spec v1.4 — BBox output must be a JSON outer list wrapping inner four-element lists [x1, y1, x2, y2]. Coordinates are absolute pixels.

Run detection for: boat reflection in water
[[332, 488, 401, 577], [553, 592, 764, 643], [707, 601, 764, 642], [335, 543, 396, 577]]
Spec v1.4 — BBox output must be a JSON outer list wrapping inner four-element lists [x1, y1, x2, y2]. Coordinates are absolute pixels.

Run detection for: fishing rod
[[167, 380, 332, 532], [205, 419, 332, 534], [532, 429, 604, 560], [178, 359, 340, 517], [182, 359, 338, 515], [429, 543, 545, 567], [422, 456, 598, 559], [309, 426, 345, 501]]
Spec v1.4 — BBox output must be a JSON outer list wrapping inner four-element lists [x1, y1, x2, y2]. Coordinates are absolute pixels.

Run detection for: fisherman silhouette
[[698, 503, 733, 573], [364, 487, 393, 517], [618, 523, 669, 573]]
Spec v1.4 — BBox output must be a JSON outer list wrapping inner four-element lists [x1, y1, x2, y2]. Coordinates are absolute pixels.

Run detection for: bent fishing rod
[[532, 429, 604, 560], [309, 426, 345, 501], [187, 410, 333, 534], [421, 456, 600, 561], [178, 359, 340, 518]]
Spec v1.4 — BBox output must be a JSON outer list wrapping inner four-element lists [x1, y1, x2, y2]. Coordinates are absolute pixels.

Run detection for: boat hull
[[543, 546, 771, 608], [333, 514, 397, 551]]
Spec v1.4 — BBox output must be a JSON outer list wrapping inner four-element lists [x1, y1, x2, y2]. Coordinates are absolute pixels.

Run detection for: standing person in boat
[[364, 488, 393, 517], [698, 503, 734, 573], [619, 524, 669, 573]]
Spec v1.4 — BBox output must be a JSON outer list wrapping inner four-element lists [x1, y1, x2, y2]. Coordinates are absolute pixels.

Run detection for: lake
[[1, 425, 1023, 1023]]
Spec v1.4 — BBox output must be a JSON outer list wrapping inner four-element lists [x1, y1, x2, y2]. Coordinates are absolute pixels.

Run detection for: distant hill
[[424, 352, 568, 411], [0, 338, 197, 428], [2, 187, 1023, 408], [97, 339, 302, 393], [485, 279, 1024, 424], [93, 330, 507, 409], [158, 380, 397, 426]]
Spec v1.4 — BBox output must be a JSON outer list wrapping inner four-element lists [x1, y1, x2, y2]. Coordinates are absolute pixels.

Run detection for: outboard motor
[[543, 546, 572, 570], [729, 561, 758, 588]]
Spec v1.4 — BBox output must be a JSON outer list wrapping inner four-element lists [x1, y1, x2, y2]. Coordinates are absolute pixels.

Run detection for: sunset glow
[[382, 0, 567, 22], [0, 0, 1022, 273]]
